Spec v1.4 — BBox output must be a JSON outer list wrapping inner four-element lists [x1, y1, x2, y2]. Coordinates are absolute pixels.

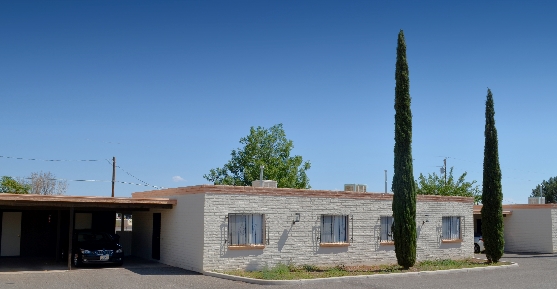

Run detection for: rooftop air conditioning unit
[[252, 180, 278, 188], [528, 197, 545, 204], [344, 184, 366, 193]]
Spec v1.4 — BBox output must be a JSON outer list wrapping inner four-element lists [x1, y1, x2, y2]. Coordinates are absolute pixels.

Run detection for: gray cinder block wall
[[132, 185, 473, 272]]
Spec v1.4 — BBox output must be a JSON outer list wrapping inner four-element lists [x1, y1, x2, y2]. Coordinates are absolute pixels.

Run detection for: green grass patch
[[223, 259, 511, 280]]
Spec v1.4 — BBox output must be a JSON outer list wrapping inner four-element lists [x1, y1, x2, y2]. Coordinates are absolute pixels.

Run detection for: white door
[[1, 212, 22, 256], [75, 213, 92, 229]]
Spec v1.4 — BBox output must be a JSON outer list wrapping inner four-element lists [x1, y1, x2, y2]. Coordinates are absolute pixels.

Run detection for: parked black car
[[72, 230, 123, 267]]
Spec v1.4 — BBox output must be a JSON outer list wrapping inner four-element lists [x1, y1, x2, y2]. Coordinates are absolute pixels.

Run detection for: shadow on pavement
[[0, 256, 201, 276], [120, 257, 201, 276], [126, 266, 201, 276], [502, 253, 557, 259], [0, 256, 67, 272]]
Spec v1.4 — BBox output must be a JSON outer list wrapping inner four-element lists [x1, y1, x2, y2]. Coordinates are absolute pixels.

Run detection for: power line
[[85, 139, 122, 145], [49, 178, 165, 189], [0, 155, 99, 162], [432, 155, 547, 184], [105, 159, 154, 188], [435, 155, 550, 176], [0, 154, 164, 189]]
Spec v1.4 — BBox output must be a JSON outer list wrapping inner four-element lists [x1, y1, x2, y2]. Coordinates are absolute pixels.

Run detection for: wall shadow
[[277, 228, 291, 252]]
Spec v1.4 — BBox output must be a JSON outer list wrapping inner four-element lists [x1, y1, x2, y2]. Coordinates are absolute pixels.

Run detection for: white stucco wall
[[132, 194, 205, 271], [504, 208, 553, 253], [119, 231, 133, 256], [202, 193, 473, 271], [74, 213, 92, 229], [551, 209, 557, 253]]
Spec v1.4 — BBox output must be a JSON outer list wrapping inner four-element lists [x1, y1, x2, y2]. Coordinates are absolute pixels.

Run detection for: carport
[[472, 205, 513, 236], [0, 193, 175, 270]]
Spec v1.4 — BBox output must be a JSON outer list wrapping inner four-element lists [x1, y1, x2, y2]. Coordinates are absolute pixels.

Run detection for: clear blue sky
[[1, 1, 555, 203]]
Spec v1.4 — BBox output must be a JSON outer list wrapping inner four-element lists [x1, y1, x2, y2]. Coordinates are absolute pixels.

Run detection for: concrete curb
[[203, 262, 519, 285], [0, 270, 68, 275]]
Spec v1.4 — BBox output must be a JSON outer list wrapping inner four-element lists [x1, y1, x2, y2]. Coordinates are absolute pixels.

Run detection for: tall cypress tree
[[481, 88, 504, 262], [392, 30, 416, 269]]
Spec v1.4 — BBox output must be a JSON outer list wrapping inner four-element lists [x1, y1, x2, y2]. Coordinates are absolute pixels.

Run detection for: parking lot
[[1, 253, 556, 289]]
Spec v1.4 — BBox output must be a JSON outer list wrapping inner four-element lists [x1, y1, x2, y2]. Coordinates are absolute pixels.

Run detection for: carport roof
[[473, 204, 513, 215], [0, 193, 176, 209]]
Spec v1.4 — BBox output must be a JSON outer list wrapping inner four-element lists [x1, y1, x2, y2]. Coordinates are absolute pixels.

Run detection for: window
[[380, 216, 394, 243], [228, 214, 265, 246], [321, 215, 349, 243], [442, 216, 461, 240], [115, 213, 133, 232]]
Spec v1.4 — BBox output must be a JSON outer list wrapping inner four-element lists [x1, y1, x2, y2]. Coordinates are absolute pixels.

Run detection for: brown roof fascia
[[0, 193, 176, 209], [132, 185, 473, 203], [474, 204, 557, 211], [501, 204, 557, 209], [471, 204, 557, 215]]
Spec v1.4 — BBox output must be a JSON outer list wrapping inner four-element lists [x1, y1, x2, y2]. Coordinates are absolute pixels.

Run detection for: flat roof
[[471, 204, 551, 215], [0, 193, 176, 210], [473, 203, 557, 215], [502, 204, 557, 209], [132, 185, 473, 203]]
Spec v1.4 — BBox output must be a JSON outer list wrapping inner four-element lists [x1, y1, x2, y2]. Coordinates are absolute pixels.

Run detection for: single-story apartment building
[[131, 185, 474, 272], [1, 185, 474, 272], [9, 184, 557, 272]]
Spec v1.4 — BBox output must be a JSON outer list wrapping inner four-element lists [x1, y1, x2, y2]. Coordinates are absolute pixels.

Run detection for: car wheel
[[474, 243, 480, 253]]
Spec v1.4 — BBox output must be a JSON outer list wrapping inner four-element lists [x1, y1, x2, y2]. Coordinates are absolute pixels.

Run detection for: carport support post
[[68, 207, 74, 270], [56, 210, 61, 262], [121, 213, 125, 232]]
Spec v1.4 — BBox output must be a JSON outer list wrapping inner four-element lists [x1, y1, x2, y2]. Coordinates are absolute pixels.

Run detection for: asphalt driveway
[[0, 253, 555, 289]]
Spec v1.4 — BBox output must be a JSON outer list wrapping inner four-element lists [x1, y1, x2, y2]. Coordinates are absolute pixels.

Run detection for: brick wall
[[202, 193, 473, 271]]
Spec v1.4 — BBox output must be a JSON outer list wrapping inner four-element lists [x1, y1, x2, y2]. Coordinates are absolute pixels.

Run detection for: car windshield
[[77, 232, 113, 242]]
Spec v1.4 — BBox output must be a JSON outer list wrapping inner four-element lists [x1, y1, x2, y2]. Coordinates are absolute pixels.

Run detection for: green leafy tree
[[391, 30, 416, 269], [203, 124, 311, 188], [481, 88, 504, 263], [416, 167, 481, 204], [0, 176, 31, 194], [530, 177, 557, 203]]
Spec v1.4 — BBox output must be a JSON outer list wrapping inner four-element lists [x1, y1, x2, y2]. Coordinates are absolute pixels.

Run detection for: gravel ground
[[0, 253, 555, 289]]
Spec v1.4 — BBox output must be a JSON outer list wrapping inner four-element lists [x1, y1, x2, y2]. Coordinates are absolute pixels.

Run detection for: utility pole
[[112, 157, 116, 198], [443, 158, 447, 185], [260, 165, 264, 187], [384, 170, 387, 194]]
